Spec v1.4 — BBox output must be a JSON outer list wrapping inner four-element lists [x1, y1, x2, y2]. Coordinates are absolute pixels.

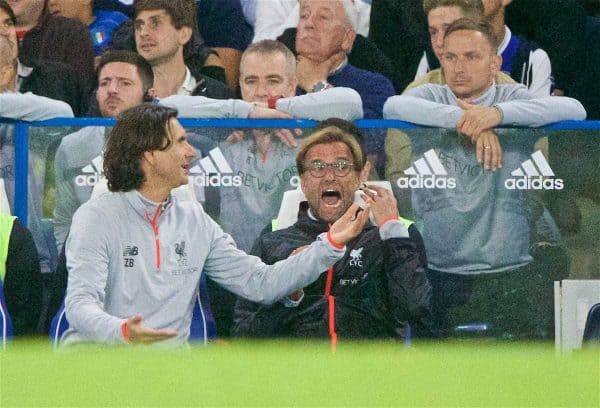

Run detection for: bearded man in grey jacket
[[63, 103, 370, 345]]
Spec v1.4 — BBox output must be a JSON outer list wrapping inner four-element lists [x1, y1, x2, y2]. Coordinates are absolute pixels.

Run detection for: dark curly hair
[[104, 103, 178, 192]]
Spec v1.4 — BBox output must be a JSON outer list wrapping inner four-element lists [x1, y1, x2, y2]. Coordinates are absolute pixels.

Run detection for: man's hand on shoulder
[[328, 203, 371, 246], [456, 99, 503, 142], [123, 315, 177, 344]]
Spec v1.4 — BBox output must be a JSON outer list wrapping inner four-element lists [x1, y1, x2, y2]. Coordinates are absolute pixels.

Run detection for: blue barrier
[[5, 117, 600, 225]]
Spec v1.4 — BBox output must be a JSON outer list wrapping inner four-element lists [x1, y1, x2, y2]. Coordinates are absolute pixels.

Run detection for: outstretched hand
[[328, 203, 370, 246], [360, 184, 399, 226], [125, 315, 177, 344]]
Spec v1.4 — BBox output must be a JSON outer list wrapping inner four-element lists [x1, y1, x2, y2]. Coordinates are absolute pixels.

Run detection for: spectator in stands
[[233, 124, 432, 340], [0, 1, 90, 115], [53, 49, 292, 251], [383, 18, 586, 339], [253, 0, 371, 42], [368, 0, 429, 93], [208, 39, 363, 336], [0, 33, 73, 279], [132, 0, 231, 99], [13, 0, 95, 103], [62, 103, 369, 345], [292, 0, 395, 174], [196, 0, 253, 89], [415, 0, 552, 98], [47, 0, 129, 58], [0, 211, 43, 336]]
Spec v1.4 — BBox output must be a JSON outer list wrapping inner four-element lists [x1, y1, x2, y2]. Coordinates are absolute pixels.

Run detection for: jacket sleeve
[[275, 88, 364, 120], [0, 92, 74, 120], [383, 93, 464, 128], [202, 213, 343, 304], [496, 96, 587, 127], [52, 144, 77, 251], [380, 222, 433, 336], [64, 204, 125, 343], [160, 95, 254, 118], [3, 219, 43, 335]]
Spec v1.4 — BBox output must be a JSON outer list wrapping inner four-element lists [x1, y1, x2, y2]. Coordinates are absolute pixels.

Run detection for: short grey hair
[[340, 0, 358, 31]]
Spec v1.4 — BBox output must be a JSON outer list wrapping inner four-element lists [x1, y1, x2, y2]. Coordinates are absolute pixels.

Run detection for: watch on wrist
[[311, 80, 332, 92]]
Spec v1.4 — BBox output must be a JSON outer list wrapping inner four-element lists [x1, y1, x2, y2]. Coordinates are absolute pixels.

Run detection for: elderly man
[[233, 124, 433, 341], [62, 104, 370, 345], [383, 18, 586, 339], [292, 0, 395, 172]]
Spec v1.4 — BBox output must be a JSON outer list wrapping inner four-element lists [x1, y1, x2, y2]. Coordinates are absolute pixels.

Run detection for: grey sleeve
[[275, 87, 364, 120], [53, 146, 77, 251], [0, 92, 74, 120], [64, 205, 125, 343], [160, 95, 254, 118], [496, 96, 587, 127], [202, 215, 344, 304], [383, 94, 463, 128]]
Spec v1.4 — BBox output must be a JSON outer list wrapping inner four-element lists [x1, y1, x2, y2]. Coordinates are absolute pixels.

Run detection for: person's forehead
[[99, 62, 141, 79], [444, 29, 491, 50], [240, 52, 288, 76], [305, 141, 352, 161], [301, 0, 343, 13], [428, 6, 465, 24], [135, 9, 171, 22]]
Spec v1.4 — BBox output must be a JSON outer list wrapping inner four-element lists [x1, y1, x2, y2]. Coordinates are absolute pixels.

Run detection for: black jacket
[[3, 219, 43, 336], [233, 202, 433, 340]]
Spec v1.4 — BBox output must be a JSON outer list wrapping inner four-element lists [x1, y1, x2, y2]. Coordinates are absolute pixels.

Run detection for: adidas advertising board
[[75, 155, 105, 186], [189, 148, 243, 187], [396, 149, 456, 189], [504, 151, 564, 190]]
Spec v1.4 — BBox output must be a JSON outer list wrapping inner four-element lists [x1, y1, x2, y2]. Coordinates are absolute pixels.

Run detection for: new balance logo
[[189, 148, 242, 187], [75, 155, 105, 186], [396, 149, 456, 189], [505, 151, 564, 190]]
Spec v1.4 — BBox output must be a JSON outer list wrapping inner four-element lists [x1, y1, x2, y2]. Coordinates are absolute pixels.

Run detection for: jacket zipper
[[145, 205, 162, 270]]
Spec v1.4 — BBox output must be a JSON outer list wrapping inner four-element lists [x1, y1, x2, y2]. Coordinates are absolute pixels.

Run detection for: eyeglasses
[[305, 160, 354, 178]]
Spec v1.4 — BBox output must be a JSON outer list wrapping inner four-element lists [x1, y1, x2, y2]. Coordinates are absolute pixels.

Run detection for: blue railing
[[6, 117, 600, 225]]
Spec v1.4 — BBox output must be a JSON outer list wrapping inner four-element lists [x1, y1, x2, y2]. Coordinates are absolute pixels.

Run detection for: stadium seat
[[582, 303, 600, 344], [49, 276, 216, 346]]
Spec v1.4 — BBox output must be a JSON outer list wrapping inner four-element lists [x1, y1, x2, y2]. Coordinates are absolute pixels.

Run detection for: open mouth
[[321, 189, 342, 207]]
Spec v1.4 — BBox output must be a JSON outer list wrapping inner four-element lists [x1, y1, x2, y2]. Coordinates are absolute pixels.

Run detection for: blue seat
[[50, 274, 217, 346], [583, 303, 600, 344]]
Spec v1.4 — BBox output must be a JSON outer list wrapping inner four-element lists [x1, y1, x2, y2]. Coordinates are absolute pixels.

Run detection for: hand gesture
[[456, 99, 503, 143], [475, 130, 503, 171], [360, 184, 399, 227], [328, 203, 370, 246], [273, 128, 302, 148], [225, 130, 246, 144], [125, 315, 177, 344]]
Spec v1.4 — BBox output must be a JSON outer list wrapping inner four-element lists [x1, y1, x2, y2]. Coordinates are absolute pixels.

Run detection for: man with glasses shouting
[[233, 123, 433, 342]]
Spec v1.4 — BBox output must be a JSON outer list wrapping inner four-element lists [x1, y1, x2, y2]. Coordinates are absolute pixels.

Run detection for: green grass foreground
[[1, 340, 598, 407]]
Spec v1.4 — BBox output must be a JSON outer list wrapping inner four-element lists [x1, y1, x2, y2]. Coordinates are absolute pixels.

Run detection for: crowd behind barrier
[[0, 117, 598, 342]]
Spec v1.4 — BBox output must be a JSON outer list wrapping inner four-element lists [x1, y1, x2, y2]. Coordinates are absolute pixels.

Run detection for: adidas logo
[[504, 151, 564, 190], [75, 155, 105, 186], [396, 149, 456, 189], [189, 148, 242, 187]]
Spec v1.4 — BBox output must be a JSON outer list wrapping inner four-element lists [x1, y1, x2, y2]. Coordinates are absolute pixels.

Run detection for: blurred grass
[[1, 340, 598, 407]]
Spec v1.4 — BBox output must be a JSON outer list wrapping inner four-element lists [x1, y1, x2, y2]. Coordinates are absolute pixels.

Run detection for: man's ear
[[142, 150, 155, 166], [491, 54, 502, 75], [0, 65, 14, 91], [178, 26, 193, 46], [341, 29, 356, 54], [359, 161, 371, 183], [144, 87, 157, 102]]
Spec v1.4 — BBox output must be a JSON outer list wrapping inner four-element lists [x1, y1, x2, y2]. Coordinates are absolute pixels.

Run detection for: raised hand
[[360, 184, 399, 227], [328, 203, 370, 246]]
